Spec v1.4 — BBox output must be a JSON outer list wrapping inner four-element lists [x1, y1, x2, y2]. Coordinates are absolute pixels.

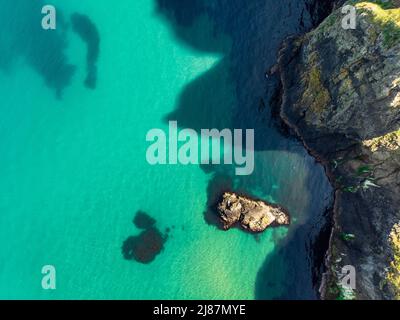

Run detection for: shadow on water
[[165, 60, 234, 131], [0, 0, 74, 97], [155, 0, 334, 299], [203, 173, 233, 229], [71, 13, 100, 89], [0, 0, 100, 96], [156, 0, 318, 149], [255, 207, 333, 299]]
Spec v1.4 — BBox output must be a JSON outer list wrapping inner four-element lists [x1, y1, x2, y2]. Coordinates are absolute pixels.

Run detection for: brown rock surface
[[217, 192, 290, 232]]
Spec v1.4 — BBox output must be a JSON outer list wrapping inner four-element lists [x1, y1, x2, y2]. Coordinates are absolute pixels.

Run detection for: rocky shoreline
[[217, 192, 290, 233], [273, 0, 400, 299]]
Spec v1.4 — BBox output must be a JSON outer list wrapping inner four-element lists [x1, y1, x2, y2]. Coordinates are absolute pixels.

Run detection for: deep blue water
[[0, 0, 333, 299]]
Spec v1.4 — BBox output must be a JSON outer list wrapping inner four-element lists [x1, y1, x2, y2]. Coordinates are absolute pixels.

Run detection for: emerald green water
[[0, 0, 333, 299]]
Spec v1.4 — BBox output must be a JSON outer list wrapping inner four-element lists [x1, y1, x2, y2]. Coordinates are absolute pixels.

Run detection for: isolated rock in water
[[217, 192, 290, 232]]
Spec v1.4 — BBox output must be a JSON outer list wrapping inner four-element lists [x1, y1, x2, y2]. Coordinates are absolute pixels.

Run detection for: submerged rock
[[217, 192, 290, 232], [133, 211, 156, 229], [122, 211, 167, 264], [122, 228, 166, 264]]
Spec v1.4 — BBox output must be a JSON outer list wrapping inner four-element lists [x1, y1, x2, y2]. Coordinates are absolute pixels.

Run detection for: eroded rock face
[[275, 1, 400, 299], [217, 192, 290, 232]]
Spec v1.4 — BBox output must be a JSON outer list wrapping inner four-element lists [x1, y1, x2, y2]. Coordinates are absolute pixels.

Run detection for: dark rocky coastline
[[274, 0, 400, 299]]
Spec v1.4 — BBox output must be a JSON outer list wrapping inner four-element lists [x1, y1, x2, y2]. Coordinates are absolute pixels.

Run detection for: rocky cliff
[[275, 0, 400, 299]]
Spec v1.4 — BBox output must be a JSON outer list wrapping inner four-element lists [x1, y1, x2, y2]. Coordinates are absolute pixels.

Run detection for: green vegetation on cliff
[[278, 0, 400, 299], [355, 1, 400, 48], [301, 60, 331, 113], [363, 129, 400, 152], [387, 223, 400, 299]]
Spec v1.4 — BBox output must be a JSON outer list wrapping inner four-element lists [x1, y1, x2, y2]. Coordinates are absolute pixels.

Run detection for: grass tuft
[[356, 2, 400, 48], [387, 223, 400, 299]]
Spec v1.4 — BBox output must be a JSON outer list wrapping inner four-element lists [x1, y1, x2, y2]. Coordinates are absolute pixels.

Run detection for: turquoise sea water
[[0, 0, 332, 299]]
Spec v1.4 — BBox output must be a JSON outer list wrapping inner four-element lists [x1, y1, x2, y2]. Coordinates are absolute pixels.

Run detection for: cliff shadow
[[70, 13, 100, 89], [0, 1, 101, 97], [0, 0, 75, 97], [154, 0, 334, 299], [254, 206, 332, 299]]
